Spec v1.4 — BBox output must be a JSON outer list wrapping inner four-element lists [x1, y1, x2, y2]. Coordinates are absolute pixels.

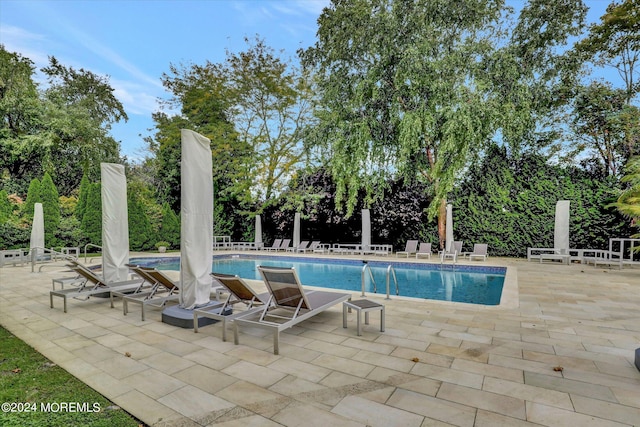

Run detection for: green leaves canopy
[[301, 0, 586, 223]]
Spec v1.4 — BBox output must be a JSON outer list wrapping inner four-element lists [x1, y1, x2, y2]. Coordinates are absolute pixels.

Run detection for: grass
[[0, 326, 145, 427]]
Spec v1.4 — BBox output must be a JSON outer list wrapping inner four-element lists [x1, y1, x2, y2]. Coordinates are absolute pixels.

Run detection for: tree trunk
[[437, 198, 447, 250]]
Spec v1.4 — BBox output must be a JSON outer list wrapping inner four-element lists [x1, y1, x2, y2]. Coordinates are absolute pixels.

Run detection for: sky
[[0, 0, 615, 161], [0, 0, 329, 160]]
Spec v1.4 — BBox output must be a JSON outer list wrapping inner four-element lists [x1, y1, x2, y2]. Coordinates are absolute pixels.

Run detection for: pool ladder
[[361, 264, 399, 300]]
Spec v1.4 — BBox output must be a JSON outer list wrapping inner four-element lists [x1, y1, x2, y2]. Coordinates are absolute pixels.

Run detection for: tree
[[128, 191, 154, 251], [225, 37, 314, 204], [159, 203, 180, 248], [39, 172, 60, 246], [75, 174, 90, 221], [301, 0, 585, 248], [576, 0, 640, 104], [80, 183, 102, 246], [570, 82, 635, 176], [22, 177, 41, 218], [0, 189, 12, 222], [301, 0, 497, 248], [0, 47, 127, 197], [611, 156, 640, 234], [0, 46, 44, 194], [41, 57, 125, 194], [149, 60, 245, 213]]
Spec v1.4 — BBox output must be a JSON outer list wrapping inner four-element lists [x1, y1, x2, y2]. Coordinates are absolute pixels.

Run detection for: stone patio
[[1, 253, 639, 426]]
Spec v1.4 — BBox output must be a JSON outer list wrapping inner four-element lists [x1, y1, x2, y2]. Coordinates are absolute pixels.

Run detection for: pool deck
[[1, 252, 639, 426]]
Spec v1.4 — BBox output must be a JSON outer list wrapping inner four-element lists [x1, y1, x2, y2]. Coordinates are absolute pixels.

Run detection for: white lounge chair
[[440, 241, 463, 262], [277, 239, 291, 251], [265, 238, 283, 252], [416, 242, 432, 259], [396, 240, 419, 257], [469, 244, 488, 261], [287, 241, 309, 252], [233, 266, 351, 354], [299, 241, 321, 253]]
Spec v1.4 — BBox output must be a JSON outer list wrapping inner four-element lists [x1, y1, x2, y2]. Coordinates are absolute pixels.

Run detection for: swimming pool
[[132, 255, 506, 305]]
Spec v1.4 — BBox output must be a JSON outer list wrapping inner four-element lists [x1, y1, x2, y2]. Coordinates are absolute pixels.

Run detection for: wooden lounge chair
[[233, 266, 351, 354], [416, 242, 432, 259], [193, 272, 271, 341], [468, 244, 488, 261], [117, 266, 182, 320], [49, 266, 144, 313], [396, 240, 419, 257]]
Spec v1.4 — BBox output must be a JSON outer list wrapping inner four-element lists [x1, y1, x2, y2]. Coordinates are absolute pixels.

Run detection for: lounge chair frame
[[468, 244, 488, 261], [49, 265, 144, 313], [416, 242, 432, 259], [397, 240, 419, 257], [264, 238, 283, 252], [193, 272, 270, 341], [233, 266, 351, 354], [116, 266, 181, 320]]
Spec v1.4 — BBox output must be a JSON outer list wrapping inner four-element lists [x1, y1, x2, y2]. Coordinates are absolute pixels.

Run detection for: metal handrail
[[84, 243, 102, 263], [361, 263, 378, 296], [386, 265, 399, 299], [29, 246, 76, 272]]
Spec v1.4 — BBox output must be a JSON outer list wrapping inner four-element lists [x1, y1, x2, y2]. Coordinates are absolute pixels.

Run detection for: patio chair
[[287, 241, 310, 252], [277, 239, 291, 251], [49, 265, 145, 313], [117, 266, 182, 320], [312, 243, 331, 254], [396, 240, 419, 257], [469, 244, 488, 261], [264, 238, 283, 252], [416, 242, 432, 259], [299, 241, 321, 253], [440, 241, 463, 262], [233, 266, 351, 354], [193, 272, 271, 341]]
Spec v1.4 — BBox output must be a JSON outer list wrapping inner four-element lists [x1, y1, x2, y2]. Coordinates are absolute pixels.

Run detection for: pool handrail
[[361, 263, 378, 296], [386, 265, 399, 300]]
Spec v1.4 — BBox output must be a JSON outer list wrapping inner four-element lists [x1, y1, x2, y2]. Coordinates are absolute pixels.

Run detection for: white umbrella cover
[[180, 129, 213, 309], [101, 163, 130, 283]]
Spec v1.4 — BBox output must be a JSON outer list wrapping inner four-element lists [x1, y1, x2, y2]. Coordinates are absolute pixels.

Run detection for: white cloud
[[271, 3, 301, 16], [290, 0, 330, 15], [111, 82, 161, 117], [0, 24, 51, 66]]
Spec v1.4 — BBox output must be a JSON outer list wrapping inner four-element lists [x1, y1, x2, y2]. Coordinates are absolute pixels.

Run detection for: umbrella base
[[162, 302, 231, 329]]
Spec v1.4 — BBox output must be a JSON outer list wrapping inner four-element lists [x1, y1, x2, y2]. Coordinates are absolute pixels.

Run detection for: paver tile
[[526, 402, 630, 427], [332, 395, 423, 427]]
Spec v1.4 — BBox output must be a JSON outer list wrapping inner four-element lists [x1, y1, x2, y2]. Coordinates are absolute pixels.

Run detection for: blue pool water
[[132, 255, 506, 305]]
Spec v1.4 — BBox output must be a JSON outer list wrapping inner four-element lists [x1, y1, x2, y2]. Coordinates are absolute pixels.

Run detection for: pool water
[[133, 255, 505, 305]]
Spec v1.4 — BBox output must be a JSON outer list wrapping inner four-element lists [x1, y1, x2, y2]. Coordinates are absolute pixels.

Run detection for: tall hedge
[[128, 191, 154, 251], [81, 183, 102, 246], [159, 203, 180, 248], [453, 145, 633, 256], [23, 178, 41, 218], [0, 190, 11, 222], [75, 174, 90, 221], [40, 172, 60, 246]]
